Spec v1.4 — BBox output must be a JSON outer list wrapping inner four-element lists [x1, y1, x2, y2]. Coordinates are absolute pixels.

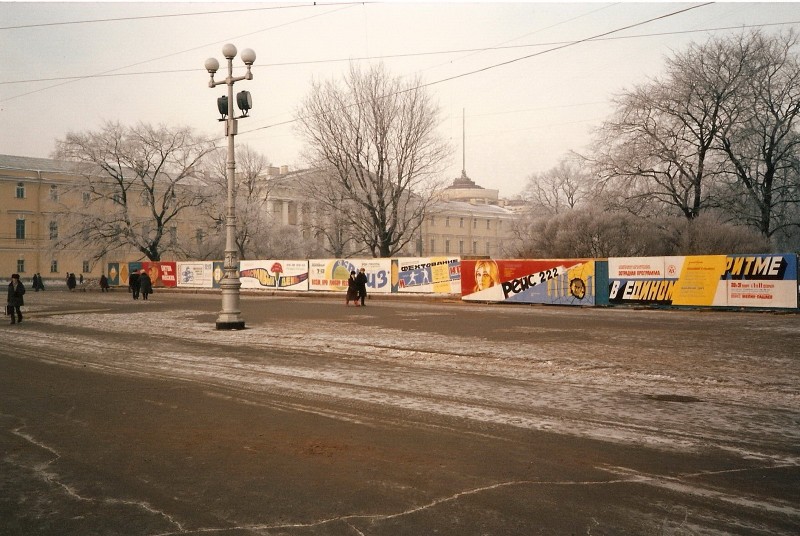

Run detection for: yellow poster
[[671, 255, 728, 306]]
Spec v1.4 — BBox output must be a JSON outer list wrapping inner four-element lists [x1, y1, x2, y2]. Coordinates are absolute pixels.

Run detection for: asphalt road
[[1, 289, 798, 535]]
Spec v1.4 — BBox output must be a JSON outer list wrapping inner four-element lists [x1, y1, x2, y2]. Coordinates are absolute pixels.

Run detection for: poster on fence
[[212, 261, 225, 289], [239, 260, 309, 291], [309, 258, 393, 294], [461, 259, 596, 305], [607, 257, 677, 305], [107, 262, 120, 286], [141, 262, 177, 287], [608, 254, 798, 308], [113, 262, 142, 287], [723, 254, 798, 308], [395, 257, 461, 294], [177, 262, 215, 288]]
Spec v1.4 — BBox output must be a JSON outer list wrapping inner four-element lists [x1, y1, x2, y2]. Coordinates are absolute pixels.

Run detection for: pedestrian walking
[[355, 267, 368, 306], [346, 270, 358, 305], [129, 271, 140, 300], [7, 273, 25, 324], [67, 273, 77, 291], [36, 273, 45, 291], [99, 274, 109, 292], [31, 274, 39, 292], [139, 270, 153, 301]]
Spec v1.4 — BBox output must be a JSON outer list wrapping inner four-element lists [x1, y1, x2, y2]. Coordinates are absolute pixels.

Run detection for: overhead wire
[[0, 2, 368, 31], [0, 3, 360, 103], [5, 20, 797, 87], [239, 2, 716, 138]]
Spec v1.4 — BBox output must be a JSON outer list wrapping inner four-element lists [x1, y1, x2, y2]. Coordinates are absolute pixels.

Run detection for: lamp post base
[[216, 319, 246, 330]]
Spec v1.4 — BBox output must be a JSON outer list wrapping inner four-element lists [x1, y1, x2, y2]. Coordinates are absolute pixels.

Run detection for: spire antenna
[[461, 108, 466, 177]]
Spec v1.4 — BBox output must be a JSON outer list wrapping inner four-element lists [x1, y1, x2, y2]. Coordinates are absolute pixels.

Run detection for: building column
[[281, 200, 290, 226]]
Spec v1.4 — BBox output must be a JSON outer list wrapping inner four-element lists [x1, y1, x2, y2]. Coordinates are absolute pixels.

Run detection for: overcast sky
[[1, 2, 799, 197]]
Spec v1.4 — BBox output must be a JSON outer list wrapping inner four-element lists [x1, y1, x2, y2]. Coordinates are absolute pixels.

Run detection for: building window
[[473, 219, 477, 228], [429, 216, 435, 226], [82, 192, 91, 204], [429, 238, 435, 253], [49, 185, 59, 201], [49, 221, 58, 239], [195, 229, 205, 244], [472, 241, 477, 254], [83, 260, 90, 273], [169, 226, 177, 244], [445, 217, 450, 228], [16, 182, 25, 199], [445, 239, 451, 254], [17, 259, 25, 273], [112, 193, 120, 204], [15, 218, 26, 240], [459, 217, 464, 228], [51, 260, 59, 273], [485, 242, 491, 255], [459, 240, 464, 254], [486, 219, 491, 230]]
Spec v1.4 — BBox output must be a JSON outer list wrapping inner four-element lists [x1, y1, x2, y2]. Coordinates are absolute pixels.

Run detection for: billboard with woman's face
[[461, 259, 596, 305]]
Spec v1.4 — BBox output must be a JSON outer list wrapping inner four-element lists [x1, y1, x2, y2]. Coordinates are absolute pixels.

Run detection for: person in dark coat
[[7, 273, 25, 324], [99, 274, 109, 292], [36, 273, 45, 291], [138, 270, 153, 301], [345, 270, 358, 306], [129, 271, 140, 300], [67, 273, 77, 291], [355, 267, 368, 306]]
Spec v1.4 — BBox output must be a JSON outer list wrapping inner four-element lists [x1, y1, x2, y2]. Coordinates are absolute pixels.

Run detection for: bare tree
[[590, 31, 759, 221], [52, 121, 214, 261], [715, 30, 800, 240], [522, 157, 594, 216], [663, 212, 771, 254], [295, 63, 450, 257], [295, 168, 364, 258], [201, 144, 273, 260]]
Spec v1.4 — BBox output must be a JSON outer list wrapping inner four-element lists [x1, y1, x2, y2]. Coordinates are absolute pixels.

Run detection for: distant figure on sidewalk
[[129, 271, 140, 300], [355, 267, 368, 306], [139, 270, 153, 301], [7, 273, 25, 325], [67, 273, 77, 291], [31, 274, 40, 292], [99, 274, 110, 292], [346, 270, 358, 306], [36, 273, 45, 291]]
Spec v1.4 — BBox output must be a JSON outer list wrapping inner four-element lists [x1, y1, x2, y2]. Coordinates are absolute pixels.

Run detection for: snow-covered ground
[[5, 291, 800, 467]]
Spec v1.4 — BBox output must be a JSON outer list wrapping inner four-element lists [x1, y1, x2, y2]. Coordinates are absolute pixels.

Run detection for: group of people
[[30, 273, 45, 291], [346, 267, 368, 306], [6, 268, 151, 324], [128, 270, 153, 300]]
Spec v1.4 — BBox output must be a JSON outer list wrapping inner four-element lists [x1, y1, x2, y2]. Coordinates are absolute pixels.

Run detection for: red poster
[[140, 262, 178, 287]]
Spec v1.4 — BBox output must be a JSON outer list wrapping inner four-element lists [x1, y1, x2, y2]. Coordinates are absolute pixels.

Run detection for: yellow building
[[1, 154, 201, 285], [0, 155, 95, 283], [423, 170, 518, 258]]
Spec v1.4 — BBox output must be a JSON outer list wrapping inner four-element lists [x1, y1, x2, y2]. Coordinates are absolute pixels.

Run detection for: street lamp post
[[204, 44, 255, 330]]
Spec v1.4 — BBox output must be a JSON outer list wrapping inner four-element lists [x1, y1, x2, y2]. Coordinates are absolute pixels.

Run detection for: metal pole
[[216, 54, 245, 329]]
